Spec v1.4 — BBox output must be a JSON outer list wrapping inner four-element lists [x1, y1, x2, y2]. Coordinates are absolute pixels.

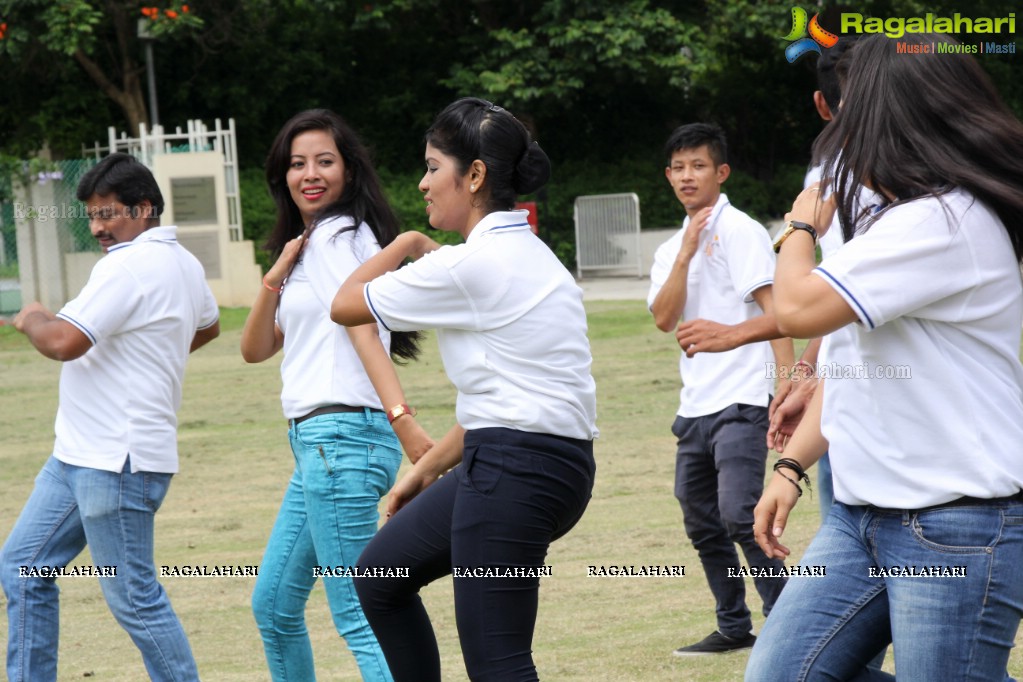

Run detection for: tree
[[0, 0, 202, 133]]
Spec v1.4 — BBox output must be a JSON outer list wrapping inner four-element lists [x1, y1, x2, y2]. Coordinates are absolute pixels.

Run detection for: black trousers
[[354, 427, 595, 682]]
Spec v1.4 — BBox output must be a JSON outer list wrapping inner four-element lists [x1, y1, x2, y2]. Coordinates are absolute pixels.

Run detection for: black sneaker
[[672, 631, 756, 656]]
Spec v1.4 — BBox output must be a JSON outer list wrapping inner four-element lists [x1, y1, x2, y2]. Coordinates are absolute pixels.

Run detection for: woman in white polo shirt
[[331, 97, 598, 682], [241, 109, 433, 681], [746, 34, 1023, 680]]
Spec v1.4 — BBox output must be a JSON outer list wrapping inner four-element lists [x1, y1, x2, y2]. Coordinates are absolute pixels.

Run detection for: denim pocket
[[910, 506, 1001, 555], [142, 472, 172, 513], [366, 442, 401, 496]]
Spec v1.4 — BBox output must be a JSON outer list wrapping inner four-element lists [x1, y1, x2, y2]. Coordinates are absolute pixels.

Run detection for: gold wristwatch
[[773, 220, 819, 253]]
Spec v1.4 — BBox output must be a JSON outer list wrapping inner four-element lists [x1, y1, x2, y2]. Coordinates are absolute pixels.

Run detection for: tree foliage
[[2, 0, 1020, 266], [0, 0, 203, 133]]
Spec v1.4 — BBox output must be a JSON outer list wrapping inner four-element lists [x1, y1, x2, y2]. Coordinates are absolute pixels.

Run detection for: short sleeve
[[813, 199, 983, 330], [722, 218, 775, 303], [364, 247, 478, 332], [198, 282, 219, 329], [56, 258, 142, 344], [647, 228, 684, 309]]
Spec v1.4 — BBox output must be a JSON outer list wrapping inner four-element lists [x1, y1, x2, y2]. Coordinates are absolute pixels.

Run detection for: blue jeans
[[673, 406, 787, 639], [0, 456, 198, 682], [746, 498, 1023, 681], [814, 453, 888, 672], [252, 410, 400, 681], [817, 452, 834, 518], [354, 428, 596, 682]]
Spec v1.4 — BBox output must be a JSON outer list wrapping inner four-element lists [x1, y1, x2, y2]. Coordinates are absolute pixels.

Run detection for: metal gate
[[573, 193, 641, 278]]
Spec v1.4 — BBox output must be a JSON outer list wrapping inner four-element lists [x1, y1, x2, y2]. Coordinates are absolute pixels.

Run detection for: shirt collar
[[465, 210, 532, 244], [107, 225, 178, 253], [683, 193, 730, 229]]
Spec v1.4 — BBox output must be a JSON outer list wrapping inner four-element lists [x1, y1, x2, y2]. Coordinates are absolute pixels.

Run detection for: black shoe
[[672, 630, 756, 656]]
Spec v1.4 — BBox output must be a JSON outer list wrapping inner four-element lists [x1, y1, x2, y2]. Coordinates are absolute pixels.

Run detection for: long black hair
[[816, 34, 1023, 258], [264, 109, 421, 361], [424, 97, 550, 212]]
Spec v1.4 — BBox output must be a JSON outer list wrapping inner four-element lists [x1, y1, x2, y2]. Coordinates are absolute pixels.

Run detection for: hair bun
[[512, 141, 551, 195]]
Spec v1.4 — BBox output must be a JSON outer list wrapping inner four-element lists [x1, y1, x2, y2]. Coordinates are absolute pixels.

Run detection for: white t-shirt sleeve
[[647, 228, 684, 309], [723, 219, 775, 303], [198, 282, 219, 329], [56, 258, 142, 344], [814, 201, 983, 330], [365, 247, 478, 332]]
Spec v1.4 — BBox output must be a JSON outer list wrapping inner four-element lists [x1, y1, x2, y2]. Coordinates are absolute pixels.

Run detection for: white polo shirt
[[647, 193, 775, 418], [365, 210, 598, 441], [54, 226, 219, 474], [816, 189, 1023, 507], [277, 216, 389, 418]]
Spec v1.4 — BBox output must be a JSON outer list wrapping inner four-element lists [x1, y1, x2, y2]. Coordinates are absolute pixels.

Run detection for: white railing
[[82, 119, 243, 241]]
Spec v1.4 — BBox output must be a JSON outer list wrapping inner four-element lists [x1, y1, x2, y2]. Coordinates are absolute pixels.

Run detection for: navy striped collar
[[466, 210, 532, 243]]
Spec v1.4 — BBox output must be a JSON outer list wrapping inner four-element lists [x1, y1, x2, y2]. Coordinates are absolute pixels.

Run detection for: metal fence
[[83, 119, 243, 241], [0, 159, 99, 315], [573, 193, 642, 278]]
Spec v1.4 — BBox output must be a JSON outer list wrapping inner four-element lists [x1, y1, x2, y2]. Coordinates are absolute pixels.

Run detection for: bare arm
[[332, 231, 441, 327], [190, 321, 220, 353], [650, 207, 711, 332], [767, 335, 823, 437], [753, 379, 829, 559], [673, 283, 791, 357], [774, 186, 858, 337], [348, 323, 434, 463], [752, 286, 795, 382], [386, 423, 465, 517], [13, 302, 92, 361], [240, 235, 306, 363]]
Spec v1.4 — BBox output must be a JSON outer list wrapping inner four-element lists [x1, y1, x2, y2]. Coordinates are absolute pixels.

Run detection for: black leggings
[[354, 427, 596, 681]]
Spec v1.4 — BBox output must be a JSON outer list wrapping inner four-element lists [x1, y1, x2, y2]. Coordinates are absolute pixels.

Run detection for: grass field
[[1, 301, 1021, 681]]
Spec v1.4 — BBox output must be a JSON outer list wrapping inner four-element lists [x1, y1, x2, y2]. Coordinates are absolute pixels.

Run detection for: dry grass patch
[[1, 302, 1020, 680]]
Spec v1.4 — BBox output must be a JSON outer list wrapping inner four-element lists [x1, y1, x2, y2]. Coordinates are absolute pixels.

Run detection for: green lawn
[[0, 301, 1020, 680]]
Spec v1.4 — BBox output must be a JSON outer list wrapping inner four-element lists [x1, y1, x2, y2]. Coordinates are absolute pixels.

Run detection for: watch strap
[[386, 403, 417, 424], [773, 220, 819, 253]]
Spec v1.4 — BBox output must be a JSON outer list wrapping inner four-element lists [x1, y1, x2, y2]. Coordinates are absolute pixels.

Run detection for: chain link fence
[[1, 158, 98, 315]]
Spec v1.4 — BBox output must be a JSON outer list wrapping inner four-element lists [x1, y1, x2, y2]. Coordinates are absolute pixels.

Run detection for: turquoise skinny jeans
[[252, 409, 400, 681]]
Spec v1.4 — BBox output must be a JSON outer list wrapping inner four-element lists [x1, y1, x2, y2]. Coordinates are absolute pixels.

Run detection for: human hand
[[385, 463, 440, 518], [785, 183, 837, 238], [767, 376, 818, 452], [12, 302, 51, 334], [264, 235, 307, 289], [677, 206, 712, 263], [399, 231, 442, 261], [752, 473, 801, 559], [675, 319, 738, 357], [391, 416, 435, 464], [768, 378, 794, 420]]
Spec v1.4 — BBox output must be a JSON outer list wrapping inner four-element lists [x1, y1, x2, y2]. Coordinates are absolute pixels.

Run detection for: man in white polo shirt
[[2, 153, 219, 681], [648, 123, 793, 657]]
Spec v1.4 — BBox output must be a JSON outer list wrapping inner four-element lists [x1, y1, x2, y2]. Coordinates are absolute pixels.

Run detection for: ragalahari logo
[[784, 7, 839, 62]]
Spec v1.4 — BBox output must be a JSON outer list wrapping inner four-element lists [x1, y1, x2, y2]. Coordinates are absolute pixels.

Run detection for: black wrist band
[[774, 458, 813, 496]]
